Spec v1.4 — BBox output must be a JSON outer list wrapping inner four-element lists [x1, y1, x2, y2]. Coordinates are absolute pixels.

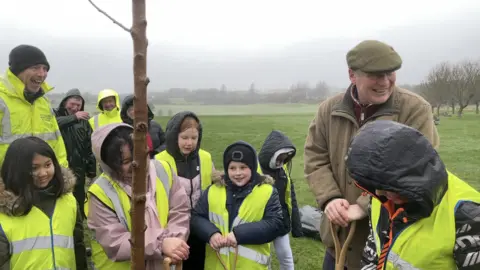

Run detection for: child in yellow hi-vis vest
[[0, 136, 87, 270], [191, 141, 285, 270], [86, 123, 190, 270], [154, 111, 216, 270], [345, 120, 480, 270]]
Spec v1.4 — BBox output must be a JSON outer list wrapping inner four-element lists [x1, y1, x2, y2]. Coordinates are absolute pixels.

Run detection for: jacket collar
[[332, 84, 400, 118]]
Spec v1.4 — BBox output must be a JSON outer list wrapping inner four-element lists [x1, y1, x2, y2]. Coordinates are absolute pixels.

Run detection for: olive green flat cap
[[346, 40, 402, 73]]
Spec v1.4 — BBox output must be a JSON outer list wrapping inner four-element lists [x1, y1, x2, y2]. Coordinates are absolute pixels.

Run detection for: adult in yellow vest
[[191, 141, 285, 270], [0, 136, 86, 269], [0, 44, 69, 168], [154, 111, 214, 270], [258, 130, 303, 270], [88, 88, 122, 131], [85, 123, 190, 270], [345, 120, 480, 270]]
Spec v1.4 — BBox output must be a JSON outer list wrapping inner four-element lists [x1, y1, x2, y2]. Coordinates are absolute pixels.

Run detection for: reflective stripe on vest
[[217, 245, 271, 265], [12, 235, 74, 254], [90, 112, 122, 131], [205, 184, 273, 269], [91, 160, 172, 230], [85, 160, 173, 270], [155, 149, 213, 190], [370, 171, 480, 269], [0, 194, 77, 270], [93, 115, 99, 130], [0, 95, 63, 145]]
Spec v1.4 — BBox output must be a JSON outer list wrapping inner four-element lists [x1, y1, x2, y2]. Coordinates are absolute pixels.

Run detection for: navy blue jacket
[[191, 142, 285, 245]]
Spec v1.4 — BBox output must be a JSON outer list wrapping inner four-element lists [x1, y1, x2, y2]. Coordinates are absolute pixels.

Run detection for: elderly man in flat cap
[[303, 40, 439, 269]]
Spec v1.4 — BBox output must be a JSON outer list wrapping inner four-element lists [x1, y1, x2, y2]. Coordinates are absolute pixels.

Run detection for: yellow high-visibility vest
[[257, 164, 292, 222], [370, 171, 480, 269], [0, 69, 69, 168], [155, 149, 213, 190], [0, 193, 77, 270], [204, 183, 273, 270], [88, 88, 122, 131], [85, 160, 172, 270]]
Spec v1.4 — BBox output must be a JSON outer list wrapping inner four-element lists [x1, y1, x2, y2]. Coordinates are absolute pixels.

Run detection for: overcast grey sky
[[2, 0, 478, 51], [0, 0, 479, 92]]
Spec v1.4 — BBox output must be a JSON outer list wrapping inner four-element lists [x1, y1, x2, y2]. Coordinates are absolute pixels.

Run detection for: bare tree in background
[[288, 82, 310, 102], [420, 62, 452, 116], [450, 60, 480, 116], [311, 81, 330, 101], [220, 84, 228, 92], [419, 81, 443, 116], [421, 60, 480, 117], [88, 0, 149, 269], [474, 71, 480, 114], [249, 82, 256, 94]]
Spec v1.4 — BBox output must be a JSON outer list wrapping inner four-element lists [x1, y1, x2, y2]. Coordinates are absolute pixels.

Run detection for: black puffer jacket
[[346, 120, 480, 270], [120, 95, 166, 157], [54, 88, 96, 180], [191, 141, 285, 245], [258, 130, 303, 237]]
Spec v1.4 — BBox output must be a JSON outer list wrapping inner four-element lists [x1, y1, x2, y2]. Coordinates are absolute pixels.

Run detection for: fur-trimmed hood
[[211, 170, 275, 187], [0, 167, 77, 216]]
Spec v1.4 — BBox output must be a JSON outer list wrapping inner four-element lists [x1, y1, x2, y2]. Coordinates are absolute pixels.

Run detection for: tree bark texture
[[130, 0, 149, 269]]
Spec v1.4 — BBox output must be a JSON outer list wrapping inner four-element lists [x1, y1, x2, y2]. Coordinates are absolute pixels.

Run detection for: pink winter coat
[[87, 123, 190, 269]]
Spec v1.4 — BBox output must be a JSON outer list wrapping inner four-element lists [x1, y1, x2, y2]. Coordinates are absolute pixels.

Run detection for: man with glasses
[[303, 40, 439, 270]]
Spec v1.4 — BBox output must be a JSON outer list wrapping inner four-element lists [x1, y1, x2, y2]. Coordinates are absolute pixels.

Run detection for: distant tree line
[[417, 59, 480, 116], [45, 59, 480, 117], [46, 81, 332, 106], [147, 81, 331, 105]]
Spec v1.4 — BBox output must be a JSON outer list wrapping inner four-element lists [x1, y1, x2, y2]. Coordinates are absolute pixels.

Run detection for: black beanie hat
[[224, 142, 258, 174], [8, 45, 50, 75]]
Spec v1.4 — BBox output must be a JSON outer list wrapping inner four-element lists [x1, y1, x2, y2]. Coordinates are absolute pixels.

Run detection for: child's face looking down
[[276, 153, 290, 167], [376, 190, 409, 205], [178, 128, 199, 155], [121, 144, 133, 183], [31, 153, 54, 188], [227, 161, 251, 187]]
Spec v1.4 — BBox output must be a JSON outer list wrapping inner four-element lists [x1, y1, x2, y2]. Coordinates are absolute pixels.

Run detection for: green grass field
[[84, 103, 479, 269], [150, 110, 480, 269], [84, 103, 321, 116]]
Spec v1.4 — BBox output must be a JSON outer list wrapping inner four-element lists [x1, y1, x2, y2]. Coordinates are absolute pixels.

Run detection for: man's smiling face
[[17, 64, 48, 93]]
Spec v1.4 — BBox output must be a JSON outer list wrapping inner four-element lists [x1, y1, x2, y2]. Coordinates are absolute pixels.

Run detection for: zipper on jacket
[[360, 108, 365, 125], [185, 156, 194, 209], [377, 208, 410, 270], [352, 182, 412, 270]]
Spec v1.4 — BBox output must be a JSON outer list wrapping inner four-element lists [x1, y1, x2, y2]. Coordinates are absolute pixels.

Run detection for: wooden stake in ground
[[88, 1, 150, 269]]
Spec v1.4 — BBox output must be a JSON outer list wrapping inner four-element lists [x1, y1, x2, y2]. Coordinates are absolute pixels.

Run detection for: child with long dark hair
[[86, 123, 191, 270], [0, 136, 87, 269]]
